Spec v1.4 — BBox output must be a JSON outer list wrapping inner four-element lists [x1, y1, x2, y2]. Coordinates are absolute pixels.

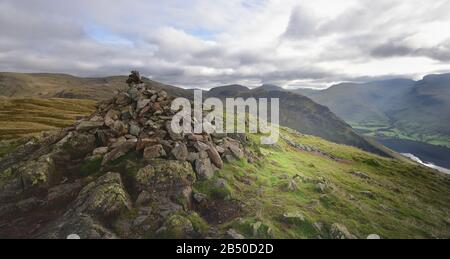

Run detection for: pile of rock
[[0, 72, 249, 239], [77, 81, 246, 180]]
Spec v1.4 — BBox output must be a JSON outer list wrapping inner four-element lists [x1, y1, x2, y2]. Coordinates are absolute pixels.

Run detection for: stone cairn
[[0, 71, 251, 238], [77, 71, 247, 180]]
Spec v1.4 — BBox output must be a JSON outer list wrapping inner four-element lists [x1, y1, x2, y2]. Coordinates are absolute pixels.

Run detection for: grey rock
[[227, 229, 245, 239], [171, 143, 188, 161], [76, 121, 104, 132], [195, 158, 215, 180], [129, 124, 141, 136], [137, 99, 151, 110], [282, 211, 305, 224], [207, 145, 223, 169], [316, 183, 327, 193], [143, 144, 166, 161], [367, 234, 381, 239], [330, 223, 357, 239], [135, 191, 152, 206], [102, 139, 137, 165], [92, 147, 108, 156], [115, 92, 131, 105], [193, 192, 207, 203], [70, 172, 132, 218], [166, 121, 183, 141]]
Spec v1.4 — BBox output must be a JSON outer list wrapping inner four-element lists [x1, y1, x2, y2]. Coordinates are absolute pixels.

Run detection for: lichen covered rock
[[71, 172, 132, 219]]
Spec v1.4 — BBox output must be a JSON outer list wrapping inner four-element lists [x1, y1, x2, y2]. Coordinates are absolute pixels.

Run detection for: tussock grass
[[0, 97, 96, 140]]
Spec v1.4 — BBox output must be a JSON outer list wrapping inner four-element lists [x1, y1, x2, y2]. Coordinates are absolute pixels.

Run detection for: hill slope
[[207, 85, 390, 157], [0, 83, 448, 239], [294, 74, 450, 148], [0, 72, 191, 100], [0, 72, 388, 156], [0, 97, 96, 140]]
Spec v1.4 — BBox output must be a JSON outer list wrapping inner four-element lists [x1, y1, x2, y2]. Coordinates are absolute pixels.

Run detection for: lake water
[[377, 138, 450, 175]]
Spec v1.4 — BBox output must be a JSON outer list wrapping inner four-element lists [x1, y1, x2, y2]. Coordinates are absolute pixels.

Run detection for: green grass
[[0, 97, 96, 140], [198, 128, 450, 239], [351, 122, 450, 148]]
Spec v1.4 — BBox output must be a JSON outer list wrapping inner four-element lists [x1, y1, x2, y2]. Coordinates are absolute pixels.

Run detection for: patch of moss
[[79, 157, 103, 177]]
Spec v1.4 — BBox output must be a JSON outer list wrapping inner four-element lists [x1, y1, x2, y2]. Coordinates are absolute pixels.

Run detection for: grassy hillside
[[0, 94, 448, 239], [207, 86, 390, 157], [0, 97, 96, 140], [201, 128, 450, 238]]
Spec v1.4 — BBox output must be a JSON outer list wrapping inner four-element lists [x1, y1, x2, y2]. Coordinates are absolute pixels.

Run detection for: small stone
[[166, 121, 183, 140], [143, 144, 166, 161], [111, 120, 129, 135], [316, 183, 327, 193], [286, 179, 299, 192], [195, 158, 215, 180], [282, 211, 305, 224], [367, 234, 381, 239], [67, 234, 81, 239], [313, 222, 324, 232], [135, 191, 152, 206], [129, 124, 141, 136], [136, 138, 159, 151], [102, 139, 137, 165], [105, 110, 120, 127], [330, 223, 357, 239], [137, 99, 151, 110], [215, 178, 228, 189], [76, 121, 104, 131], [194, 141, 210, 152], [207, 145, 224, 169], [252, 222, 263, 237], [227, 229, 244, 239], [193, 192, 207, 203], [215, 146, 225, 153], [171, 143, 189, 161], [93, 147, 108, 156], [115, 92, 131, 105]]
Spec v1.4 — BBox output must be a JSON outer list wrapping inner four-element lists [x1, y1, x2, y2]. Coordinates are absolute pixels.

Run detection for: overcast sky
[[1, 0, 450, 89]]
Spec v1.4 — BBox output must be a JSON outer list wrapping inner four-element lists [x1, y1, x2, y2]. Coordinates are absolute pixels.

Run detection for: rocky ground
[[1, 79, 449, 239], [0, 82, 251, 239]]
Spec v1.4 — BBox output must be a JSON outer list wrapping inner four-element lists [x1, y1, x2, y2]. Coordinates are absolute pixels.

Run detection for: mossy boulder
[[158, 214, 195, 239], [19, 154, 57, 190], [71, 172, 132, 219], [133, 160, 196, 192], [60, 132, 96, 160]]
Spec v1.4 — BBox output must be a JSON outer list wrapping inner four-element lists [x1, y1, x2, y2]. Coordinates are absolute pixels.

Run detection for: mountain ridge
[[0, 72, 389, 156], [294, 73, 450, 148]]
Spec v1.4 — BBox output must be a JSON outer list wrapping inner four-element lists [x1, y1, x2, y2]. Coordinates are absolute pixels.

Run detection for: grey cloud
[[371, 41, 450, 62], [1, 0, 450, 90], [283, 6, 318, 39]]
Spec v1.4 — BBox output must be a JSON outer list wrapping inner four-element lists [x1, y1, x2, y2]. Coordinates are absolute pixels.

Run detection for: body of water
[[377, 138, 450, 175]]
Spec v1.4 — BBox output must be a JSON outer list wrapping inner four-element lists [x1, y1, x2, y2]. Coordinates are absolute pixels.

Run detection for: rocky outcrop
[[0, 73, 250, 239]]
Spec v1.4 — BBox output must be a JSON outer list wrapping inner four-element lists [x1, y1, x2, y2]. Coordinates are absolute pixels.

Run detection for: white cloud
[[1, 0, 450, 89]]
